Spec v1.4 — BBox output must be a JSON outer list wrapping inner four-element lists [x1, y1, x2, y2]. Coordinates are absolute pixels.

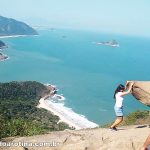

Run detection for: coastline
[[0, 34, 38, 39], [37, 94, 99, 130], [0, 53, 9, 62], [0, 34, 38, 62], [38, 96, 82, 130], [0, 57, 9, 62]]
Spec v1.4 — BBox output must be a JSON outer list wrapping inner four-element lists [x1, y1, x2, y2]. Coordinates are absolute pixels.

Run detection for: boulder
[[131, 81, 150, 106]]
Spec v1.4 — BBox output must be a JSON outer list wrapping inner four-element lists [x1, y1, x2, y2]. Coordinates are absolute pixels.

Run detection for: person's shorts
[[114, 106, 123, 117]]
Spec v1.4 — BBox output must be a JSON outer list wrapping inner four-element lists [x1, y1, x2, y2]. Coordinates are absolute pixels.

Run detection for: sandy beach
[[0, 35, 38, 39], [37, 96, 82, 130], [37, 89, 99, 130]]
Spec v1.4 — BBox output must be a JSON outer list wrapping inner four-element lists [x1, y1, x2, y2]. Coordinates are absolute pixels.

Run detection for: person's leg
[[111, 106, 123, 129], [110, 116, 123, 129]]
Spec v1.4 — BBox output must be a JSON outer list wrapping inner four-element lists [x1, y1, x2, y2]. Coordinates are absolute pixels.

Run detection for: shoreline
[[0, 57, 9, 62], [37, 96, 82, 130], [0, 53, 9, 62], [0, 34, 38, 39], [0, 46, 8, 49], [0, 34, 38, 62], [37, 91, 99, 130]]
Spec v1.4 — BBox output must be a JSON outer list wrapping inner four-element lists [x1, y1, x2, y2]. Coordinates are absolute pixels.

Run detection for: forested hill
[[0, 81, 70, 139], [0, 16, 38, 36], [0, 81, 50, 101]]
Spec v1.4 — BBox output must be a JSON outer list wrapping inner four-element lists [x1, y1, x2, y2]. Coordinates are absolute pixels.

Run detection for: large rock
[[131, 81, 150, 106]]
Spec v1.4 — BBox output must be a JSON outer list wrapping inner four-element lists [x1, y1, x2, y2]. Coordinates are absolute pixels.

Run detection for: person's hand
[[130, 81, 134, 86], [126, 81, 134, 87], [126, 81, 130, 87]]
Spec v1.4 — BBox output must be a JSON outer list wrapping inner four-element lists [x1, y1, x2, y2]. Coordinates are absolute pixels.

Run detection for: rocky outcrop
[[0, 40, 7, 49], [132, 81, 150, 106], [1, 125, 149, 150], [0, 53, 8, 61]]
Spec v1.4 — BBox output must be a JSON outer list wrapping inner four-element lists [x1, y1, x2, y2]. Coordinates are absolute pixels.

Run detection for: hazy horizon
[[0, 0, 150, 37]]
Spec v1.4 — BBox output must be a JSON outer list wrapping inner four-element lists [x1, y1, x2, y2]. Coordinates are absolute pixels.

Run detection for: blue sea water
[[0, 29, 149, 125]]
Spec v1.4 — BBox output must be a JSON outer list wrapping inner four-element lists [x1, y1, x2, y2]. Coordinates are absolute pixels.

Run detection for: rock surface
[[132, 81, 150, 106], [1, 125, 149, 150]]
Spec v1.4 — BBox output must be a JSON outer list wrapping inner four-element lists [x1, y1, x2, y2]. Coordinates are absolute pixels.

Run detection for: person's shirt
[[115, 92, 124, 108]]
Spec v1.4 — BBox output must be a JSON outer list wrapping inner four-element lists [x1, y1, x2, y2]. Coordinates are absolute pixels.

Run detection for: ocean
[[0, 28, 149, 125]]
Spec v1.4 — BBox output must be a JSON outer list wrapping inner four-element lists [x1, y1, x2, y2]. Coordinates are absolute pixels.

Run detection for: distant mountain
[[0, 16, 38, 36]]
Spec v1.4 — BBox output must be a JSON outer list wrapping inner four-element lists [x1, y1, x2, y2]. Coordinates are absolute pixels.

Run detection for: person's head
[[113, 84, 125, 99]]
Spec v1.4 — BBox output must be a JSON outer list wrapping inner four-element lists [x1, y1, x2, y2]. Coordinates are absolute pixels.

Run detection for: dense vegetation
[[102, 110, 150, 128], [0, 81, 70, 139], [0, 16, 38, 36], [122, 110, 150, 125], [0, 81, 50, 101]]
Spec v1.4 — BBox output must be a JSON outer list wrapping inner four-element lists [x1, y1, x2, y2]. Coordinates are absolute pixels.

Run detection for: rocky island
[[97, 40, 119, 47]]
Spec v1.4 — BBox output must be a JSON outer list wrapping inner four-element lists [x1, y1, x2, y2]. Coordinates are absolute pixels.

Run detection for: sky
[[0, 0, 150, 37]]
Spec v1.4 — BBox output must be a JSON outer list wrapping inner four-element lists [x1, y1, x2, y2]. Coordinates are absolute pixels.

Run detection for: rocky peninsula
[[0, 16, 38, 62], [0, 40, 7, 49], [0, 52, 8, 61], [0, 40, 8, 61]]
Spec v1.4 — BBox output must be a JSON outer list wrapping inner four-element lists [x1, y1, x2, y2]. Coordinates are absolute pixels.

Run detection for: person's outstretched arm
[[121, 81, 134, 96], [140, 134, 150, 150]]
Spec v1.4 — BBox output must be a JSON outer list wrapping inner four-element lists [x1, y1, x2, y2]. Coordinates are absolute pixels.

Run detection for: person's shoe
[[109, 127, 117, 131]]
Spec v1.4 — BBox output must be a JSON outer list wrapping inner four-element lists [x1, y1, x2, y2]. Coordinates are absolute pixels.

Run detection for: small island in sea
[[97, 40, 119, 47]]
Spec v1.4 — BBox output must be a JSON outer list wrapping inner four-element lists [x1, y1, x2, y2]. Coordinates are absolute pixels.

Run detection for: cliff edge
[[1, 125, 149, 150]]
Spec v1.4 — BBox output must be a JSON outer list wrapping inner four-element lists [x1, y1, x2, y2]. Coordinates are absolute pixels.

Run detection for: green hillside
[[0, 81, 70, 139]]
